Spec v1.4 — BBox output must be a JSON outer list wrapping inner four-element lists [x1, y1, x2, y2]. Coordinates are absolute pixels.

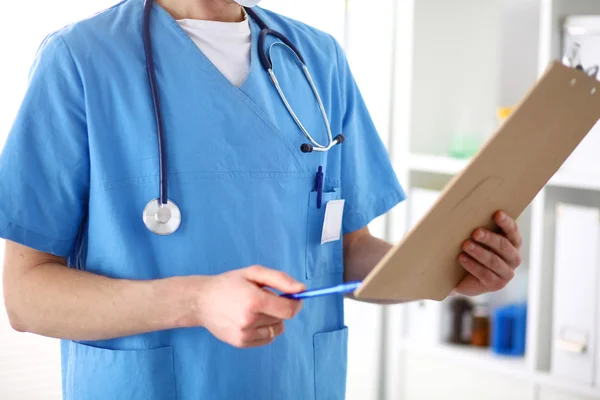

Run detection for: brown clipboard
[[354, 61, 600, 302]]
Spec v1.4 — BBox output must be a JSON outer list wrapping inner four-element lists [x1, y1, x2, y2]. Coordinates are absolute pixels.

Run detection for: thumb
[[244, 265, 305, 293]]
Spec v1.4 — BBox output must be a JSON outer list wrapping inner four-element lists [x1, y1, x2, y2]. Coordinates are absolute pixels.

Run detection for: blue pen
[[281, 281, 362, 300], [316, 166, 323, 209]]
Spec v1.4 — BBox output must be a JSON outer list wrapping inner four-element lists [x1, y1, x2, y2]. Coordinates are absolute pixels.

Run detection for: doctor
[[1, 0, 523, 399]]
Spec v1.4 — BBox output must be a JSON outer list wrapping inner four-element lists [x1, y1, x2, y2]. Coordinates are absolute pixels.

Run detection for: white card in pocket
[[321, 200, 345, 244]]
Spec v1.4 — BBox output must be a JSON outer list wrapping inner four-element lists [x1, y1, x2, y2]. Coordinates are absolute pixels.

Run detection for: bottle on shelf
[[448, 296, 474, 345], [471, 303, 491, 347], [491, 303, 527, 356], [448, 109, 480, 160], [448, 106, 514, 160]]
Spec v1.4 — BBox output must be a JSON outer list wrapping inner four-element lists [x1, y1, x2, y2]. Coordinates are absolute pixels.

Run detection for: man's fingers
[[470, 229, 522, 267], [238, 322, 285, 348], [235, 310, 288, 348], [247, 315, 281, 329], [494, 211, 522, 248], [253, 321, 284, 341], [253, 291, 303, 320], [453, 274, 485, 297], [459, 253, 507, 292], [244, 265, 305, 293], [242, 265, 304, 320], [462, 240, 514, 281]]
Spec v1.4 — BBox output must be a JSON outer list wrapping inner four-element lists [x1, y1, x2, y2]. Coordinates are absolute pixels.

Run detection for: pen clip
[[316, 166, 324, 209]]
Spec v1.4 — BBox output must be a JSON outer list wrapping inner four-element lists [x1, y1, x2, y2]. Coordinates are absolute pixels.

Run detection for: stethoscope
[[141, 0, 344, 235]]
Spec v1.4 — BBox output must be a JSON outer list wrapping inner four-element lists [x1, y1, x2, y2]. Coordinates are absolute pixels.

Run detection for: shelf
[[400, 340, 600, 399], [548, 170, 600, 192], [408, 154, 600, 192], [535, 371, 600, 399], [408, 153, 468, 176], [400, 339, 530, 382]]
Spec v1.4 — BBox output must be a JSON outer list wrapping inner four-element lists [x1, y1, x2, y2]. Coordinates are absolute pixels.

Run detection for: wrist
[[155, 276, 211, 329]]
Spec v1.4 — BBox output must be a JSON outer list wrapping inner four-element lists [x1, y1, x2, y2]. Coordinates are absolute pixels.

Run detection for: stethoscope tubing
[[143, 0, 169, 206], [141, 0, 343, 235]]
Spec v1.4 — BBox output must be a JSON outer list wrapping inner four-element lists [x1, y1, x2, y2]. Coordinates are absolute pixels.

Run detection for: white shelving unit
[[383, 1, 600, 400], [400, 339, 531, 381], [409, 153, 600, 192]]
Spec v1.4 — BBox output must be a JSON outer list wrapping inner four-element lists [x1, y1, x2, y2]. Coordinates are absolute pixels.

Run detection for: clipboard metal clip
[[562, 42, 583, 69], [562, 42, 600, 80]]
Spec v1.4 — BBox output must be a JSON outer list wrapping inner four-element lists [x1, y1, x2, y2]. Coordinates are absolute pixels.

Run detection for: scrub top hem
[[0, 217, 74, 257]]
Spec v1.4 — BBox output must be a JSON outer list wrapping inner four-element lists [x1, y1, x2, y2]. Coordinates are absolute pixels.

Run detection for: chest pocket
[[305, 188, 344, 280]]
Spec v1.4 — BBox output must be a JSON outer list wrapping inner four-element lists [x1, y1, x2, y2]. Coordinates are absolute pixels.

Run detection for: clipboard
[[354, 60, 600, 302]]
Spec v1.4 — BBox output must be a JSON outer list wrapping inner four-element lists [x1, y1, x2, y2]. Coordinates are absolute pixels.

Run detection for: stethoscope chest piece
[[143, 198, 181, 235]]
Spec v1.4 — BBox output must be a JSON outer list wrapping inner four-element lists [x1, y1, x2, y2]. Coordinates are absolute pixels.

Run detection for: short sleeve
[[333, 40, 406, 234], [0, 33, 89, 257]]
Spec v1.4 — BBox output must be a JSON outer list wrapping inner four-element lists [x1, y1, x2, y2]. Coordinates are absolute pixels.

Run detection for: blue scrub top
[[0, 1, 406, 399]]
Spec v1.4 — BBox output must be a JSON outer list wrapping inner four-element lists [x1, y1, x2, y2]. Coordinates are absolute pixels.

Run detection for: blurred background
[[2, 0, 600, 399]]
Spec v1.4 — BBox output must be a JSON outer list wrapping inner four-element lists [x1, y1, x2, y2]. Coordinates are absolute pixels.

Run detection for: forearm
[[343, 232, 407, 304], [344, 233, 392, 282], [4, 262, 198, 341]]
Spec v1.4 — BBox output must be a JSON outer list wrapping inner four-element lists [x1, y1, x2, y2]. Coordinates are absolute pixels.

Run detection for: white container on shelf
[[551, 203, 600, 386], [560, 16, 600, 177]]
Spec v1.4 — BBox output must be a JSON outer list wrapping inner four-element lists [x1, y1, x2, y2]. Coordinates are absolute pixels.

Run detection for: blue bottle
[[491, 304, 527, 356]]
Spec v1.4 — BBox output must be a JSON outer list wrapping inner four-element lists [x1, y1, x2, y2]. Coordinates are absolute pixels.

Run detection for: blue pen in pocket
[[316, 166, 323, 209]]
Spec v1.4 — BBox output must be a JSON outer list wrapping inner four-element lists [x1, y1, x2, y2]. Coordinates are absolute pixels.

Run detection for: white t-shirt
[[177, 13, 251, 88]]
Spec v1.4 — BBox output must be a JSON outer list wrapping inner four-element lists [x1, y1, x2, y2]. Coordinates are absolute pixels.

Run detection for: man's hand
[[194, 266, 305, 348], [454, 211, 523, 297]]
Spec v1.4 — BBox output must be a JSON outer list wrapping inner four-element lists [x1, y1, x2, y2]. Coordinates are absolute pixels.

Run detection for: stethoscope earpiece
[[300, 143, 314, 153], [300, 135, 344, 153]]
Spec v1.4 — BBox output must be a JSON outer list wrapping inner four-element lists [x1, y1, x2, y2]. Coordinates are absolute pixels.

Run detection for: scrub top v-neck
[[176, 11, 252, 88], [0, 0, 406, 399]]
